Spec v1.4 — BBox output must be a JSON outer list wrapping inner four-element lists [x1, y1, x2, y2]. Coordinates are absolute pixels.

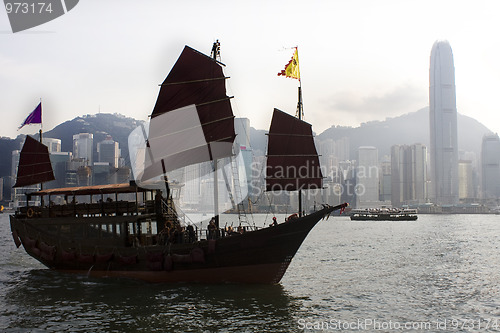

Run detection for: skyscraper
[[97, 135, 120, 168], [356, 146, 379, 207], [429, 40, 459, 205], [391, 144, 427, 207], [73, 133, 93, 166], [481, 133, 500, 198], [42, 138, 61, 153]]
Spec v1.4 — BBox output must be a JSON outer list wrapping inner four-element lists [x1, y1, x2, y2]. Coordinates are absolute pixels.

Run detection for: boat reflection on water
[[4, 268, 300, 332]]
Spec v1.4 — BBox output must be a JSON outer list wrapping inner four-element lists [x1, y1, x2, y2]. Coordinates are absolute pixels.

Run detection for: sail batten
[[196, 96, 234, 107], [160, 76, 230, 86], [268, 154, 319, 157], [13, 135, 55, 188], [265, 109, 323, 192]]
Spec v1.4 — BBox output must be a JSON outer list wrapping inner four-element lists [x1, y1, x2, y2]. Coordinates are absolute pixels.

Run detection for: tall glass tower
[[429, 40, 459, 205]]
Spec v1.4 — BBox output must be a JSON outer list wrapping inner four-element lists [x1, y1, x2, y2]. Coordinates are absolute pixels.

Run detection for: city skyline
[[4, 109, 499, 209]]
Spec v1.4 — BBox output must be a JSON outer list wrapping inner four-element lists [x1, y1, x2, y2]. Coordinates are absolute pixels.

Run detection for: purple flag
[[19, 102, 42, 129]]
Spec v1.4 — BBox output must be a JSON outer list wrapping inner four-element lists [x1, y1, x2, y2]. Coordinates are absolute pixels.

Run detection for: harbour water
[[1, 213, 500, 332]]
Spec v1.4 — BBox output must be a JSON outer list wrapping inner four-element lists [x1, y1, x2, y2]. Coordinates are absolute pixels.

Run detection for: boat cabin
[[14, 182, 187, 247]]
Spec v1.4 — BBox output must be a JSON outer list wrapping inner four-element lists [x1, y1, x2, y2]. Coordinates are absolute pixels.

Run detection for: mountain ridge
[[315, 107, 492, 159]]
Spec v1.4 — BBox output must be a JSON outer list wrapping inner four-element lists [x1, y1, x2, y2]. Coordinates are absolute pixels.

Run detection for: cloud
[[0, 55, 42, 81], [328, 83, 427, 121]]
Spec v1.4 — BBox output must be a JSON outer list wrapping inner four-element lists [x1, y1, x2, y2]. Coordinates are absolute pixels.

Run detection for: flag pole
[[297, 81, 303, 120], [297, 82, 303, 217], [40, 97, 43, 143], [295, 48, 304, 217], [39, 98, 43, 143], [39, 98, 43, 191]]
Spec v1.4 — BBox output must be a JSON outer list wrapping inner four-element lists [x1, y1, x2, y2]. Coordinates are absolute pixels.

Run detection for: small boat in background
[[350, 207, 417, 221]]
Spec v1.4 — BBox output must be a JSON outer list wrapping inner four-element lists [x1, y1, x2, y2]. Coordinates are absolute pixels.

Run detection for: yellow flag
[[277, 47, 300, 80]]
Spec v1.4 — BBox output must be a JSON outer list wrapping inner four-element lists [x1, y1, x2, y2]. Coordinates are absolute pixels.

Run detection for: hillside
[[315, 107, 492, 159], [43, 113, 143, 155], [0, 113, 143, 190]]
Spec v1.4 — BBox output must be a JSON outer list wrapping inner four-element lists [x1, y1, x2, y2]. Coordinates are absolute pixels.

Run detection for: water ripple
[[2, 215, 500, 332]]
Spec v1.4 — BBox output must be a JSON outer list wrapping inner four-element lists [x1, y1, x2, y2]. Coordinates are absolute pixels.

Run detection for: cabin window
[[128, 222, 138, 236], [119, 192, 136, 202], [52, 195, 66, 205], [100, 224, 114, 238], [75, 195, 91, 204], [89, 194, 97, 203], [142, 221, 155, 235]]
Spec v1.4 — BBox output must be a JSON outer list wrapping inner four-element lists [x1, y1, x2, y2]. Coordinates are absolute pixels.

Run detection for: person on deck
[[187, 225, 196, 243], [208, 218, 217, 239], [271, 216, 278, 226]]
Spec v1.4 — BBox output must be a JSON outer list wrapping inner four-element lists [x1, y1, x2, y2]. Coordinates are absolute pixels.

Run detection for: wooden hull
[[10, 206, 338, 284]]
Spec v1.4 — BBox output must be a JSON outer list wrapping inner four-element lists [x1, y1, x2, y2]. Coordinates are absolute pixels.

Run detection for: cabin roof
[[29, 183, 150, 197]]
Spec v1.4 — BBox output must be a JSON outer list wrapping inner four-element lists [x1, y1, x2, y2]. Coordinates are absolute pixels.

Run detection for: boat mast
[[211, 40, 221, 228], [297, 82, 303, 217], [296, 82, 303, 119]]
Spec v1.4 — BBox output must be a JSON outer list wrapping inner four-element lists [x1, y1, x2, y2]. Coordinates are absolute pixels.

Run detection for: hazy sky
[[1, 0, 499, 140]]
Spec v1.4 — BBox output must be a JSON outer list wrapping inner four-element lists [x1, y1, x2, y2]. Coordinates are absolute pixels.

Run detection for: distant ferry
[[350, 208, 417, 221]]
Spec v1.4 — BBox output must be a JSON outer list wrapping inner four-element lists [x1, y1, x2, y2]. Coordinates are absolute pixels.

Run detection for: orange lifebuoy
[[27, 208, 34, 218]]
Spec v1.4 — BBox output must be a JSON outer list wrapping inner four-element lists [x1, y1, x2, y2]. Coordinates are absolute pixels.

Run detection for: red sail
[[151, 45, 235, 151], [13, 135, 55, 188], [266, 109, 323, 191]]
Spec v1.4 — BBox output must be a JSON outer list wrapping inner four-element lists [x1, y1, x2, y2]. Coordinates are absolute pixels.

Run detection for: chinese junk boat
[[10, 43, 347, 284]]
